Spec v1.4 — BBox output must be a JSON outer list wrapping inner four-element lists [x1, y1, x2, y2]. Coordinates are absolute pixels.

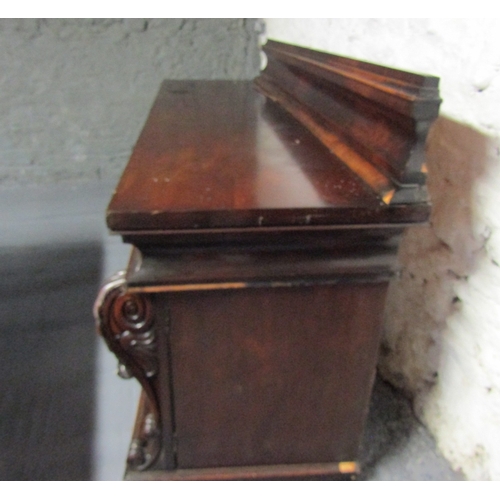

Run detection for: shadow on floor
[[360, 376, 464, 481], [0, 243, 102, 480]]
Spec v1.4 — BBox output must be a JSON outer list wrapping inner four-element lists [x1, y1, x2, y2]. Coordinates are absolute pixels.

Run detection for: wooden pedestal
[[94, 40, 440, 480]]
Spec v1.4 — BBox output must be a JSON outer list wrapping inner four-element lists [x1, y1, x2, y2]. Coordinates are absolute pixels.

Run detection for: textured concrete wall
[[265, 19, 500, 480], [0, 19, 260, 185]]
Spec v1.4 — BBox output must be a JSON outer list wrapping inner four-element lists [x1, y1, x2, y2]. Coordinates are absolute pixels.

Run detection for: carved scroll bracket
[[93, 271, 160, 424], [126, 390, 162, 472]]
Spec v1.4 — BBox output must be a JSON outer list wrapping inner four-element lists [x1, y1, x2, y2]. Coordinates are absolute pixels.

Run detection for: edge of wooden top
[[106, 41, 440, 236]]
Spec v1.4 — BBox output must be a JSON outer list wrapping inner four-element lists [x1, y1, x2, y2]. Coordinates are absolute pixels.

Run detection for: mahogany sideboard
[[94, 40, 441, 480]]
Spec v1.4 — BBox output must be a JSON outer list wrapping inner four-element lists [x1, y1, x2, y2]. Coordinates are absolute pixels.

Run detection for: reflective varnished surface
[[107, 81, 429, 234]]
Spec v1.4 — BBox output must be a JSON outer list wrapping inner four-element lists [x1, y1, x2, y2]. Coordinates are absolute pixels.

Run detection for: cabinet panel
[[161, 283, 388, 468]]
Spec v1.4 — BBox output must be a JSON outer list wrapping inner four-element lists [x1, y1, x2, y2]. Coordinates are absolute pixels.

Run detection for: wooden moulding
[[255, 40, 441, 205], [125, 391, 359, 481], [125, 462, 358, 481], [124, 235, 401, 292]]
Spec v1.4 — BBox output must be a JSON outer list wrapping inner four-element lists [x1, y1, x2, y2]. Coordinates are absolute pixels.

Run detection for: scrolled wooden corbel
[[93, 271, 161, 470]]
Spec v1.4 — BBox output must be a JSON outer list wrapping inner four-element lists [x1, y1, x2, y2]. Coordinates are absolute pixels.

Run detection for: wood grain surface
[[161, 283, 388, 469], [107, 80, 432, 238]]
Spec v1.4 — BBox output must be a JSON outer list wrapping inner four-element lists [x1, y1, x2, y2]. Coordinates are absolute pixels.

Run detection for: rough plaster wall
[[265, 19, 500, 480], [0, 19, 260, 185]]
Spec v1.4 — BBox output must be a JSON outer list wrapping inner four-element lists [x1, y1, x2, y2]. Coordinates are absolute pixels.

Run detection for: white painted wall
[[265, 18, 500, 480]]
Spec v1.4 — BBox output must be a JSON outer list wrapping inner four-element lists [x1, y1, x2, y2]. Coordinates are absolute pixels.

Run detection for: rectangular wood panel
[[162, 283, 388, 469]]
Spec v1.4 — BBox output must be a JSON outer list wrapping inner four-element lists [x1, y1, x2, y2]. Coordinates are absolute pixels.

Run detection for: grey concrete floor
[[0, 181, 463, 481]]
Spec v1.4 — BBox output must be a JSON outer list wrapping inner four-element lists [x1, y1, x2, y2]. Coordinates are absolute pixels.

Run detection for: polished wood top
[[107, 80, 430, 234], [255, 40, 441, 204]]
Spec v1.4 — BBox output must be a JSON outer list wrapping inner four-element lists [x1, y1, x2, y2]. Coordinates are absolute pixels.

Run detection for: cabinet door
[[158, 283, 387, 469]]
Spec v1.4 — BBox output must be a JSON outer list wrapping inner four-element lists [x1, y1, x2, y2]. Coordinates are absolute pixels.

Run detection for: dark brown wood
[[125, 461, 358, 481], [256, 40, 441, 204], [106, 77, 437, 248], [93, 272, 168, 470], [118, 218, 428, 251], [126, 391, 162, 471], [94, 271, 159, 420], [106, 81, 380, 237], [125, 240, 400, 292], [94, 41, 441, 480], [106, 42, 439, 249], [164, 283, 387, 469]]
